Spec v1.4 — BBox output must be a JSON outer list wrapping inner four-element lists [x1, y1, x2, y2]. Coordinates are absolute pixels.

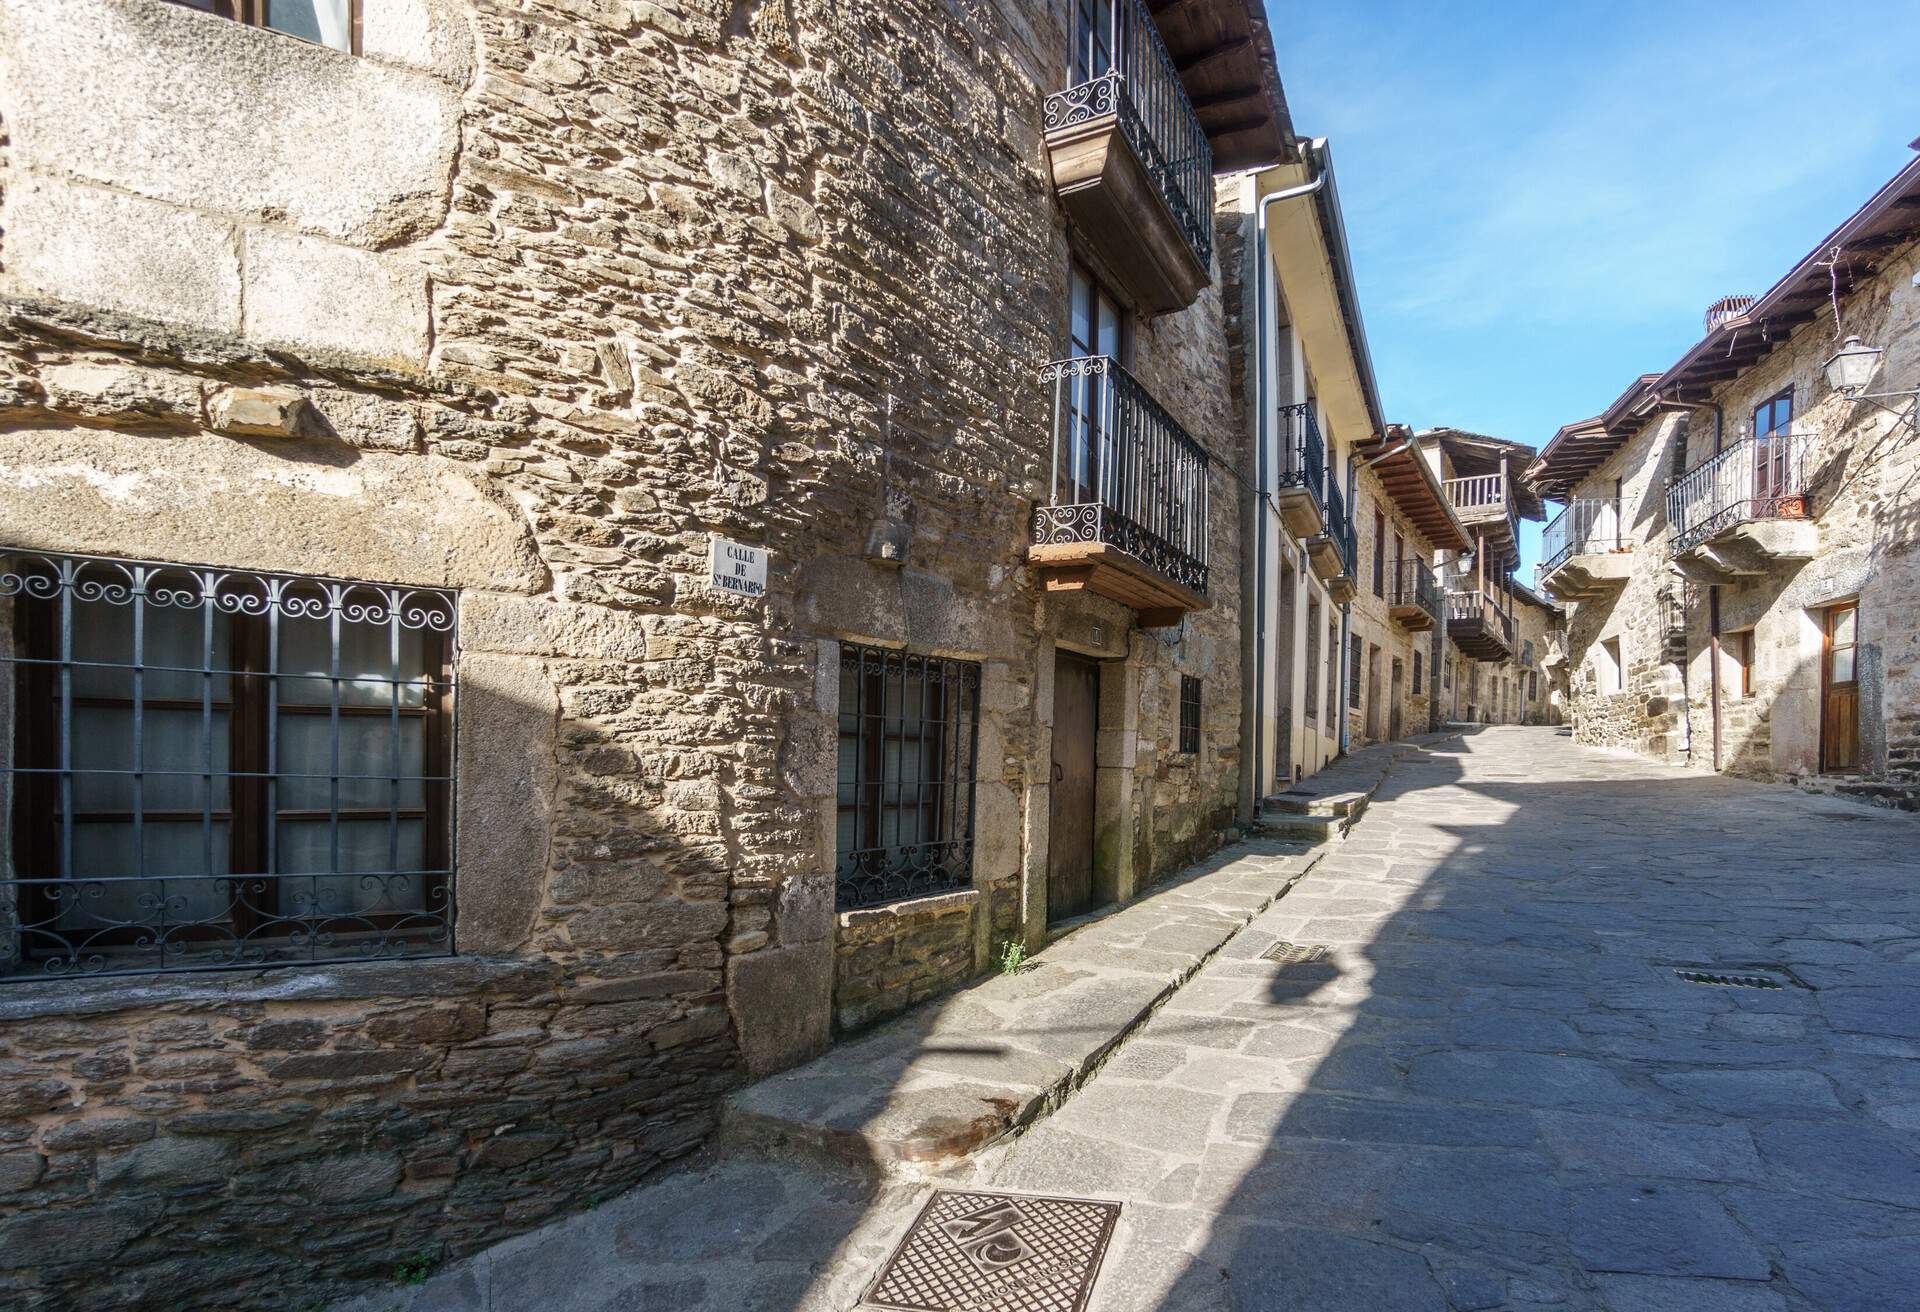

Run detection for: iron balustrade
[[1037, 355, 1211, 596], [0, 549, 456, 981], [1446, 589, 1515, 648], [1275, 402, 1327, 504], [1390, 558, 1442, 621], [1322, 474, 1356, 574], [1045, 0, 1213, 270], [1665, 434, 1811, 555], [1539, 497, 1625, 577]]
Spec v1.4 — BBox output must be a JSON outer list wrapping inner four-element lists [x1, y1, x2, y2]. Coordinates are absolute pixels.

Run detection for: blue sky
[[1273, 0, 1920, 572]]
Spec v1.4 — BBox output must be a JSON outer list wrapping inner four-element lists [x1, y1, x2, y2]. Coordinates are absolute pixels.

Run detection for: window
[[1068, 0, 1115, 83], [1325, 623, 1338, 725], [164, 1, 359, 52], [1178, 676, 1202, 754], [1597, 636, 1624, 696], [1727, 630, 1755, 698], [1304, 595, 1320, 723], [836, 643, 980, 911], [1443, 655, 1452, 690], [1412, 652, 1423, 696], [1058, 261, 1130, 507], [1372, 511, 1386, 597], [4, 550, 454, 981], [1349, 635, 1363, 709], [1753, 388, 1793, 438], [1529, 670, 1539, 701]]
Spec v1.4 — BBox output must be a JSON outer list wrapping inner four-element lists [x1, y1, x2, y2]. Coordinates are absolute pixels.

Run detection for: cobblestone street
[[345, 726, 1920, 1312]]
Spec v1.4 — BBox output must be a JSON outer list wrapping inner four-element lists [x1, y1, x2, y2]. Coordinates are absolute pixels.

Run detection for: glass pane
[[1070, 267, 1093, 358], [279, 610, 429, 707], [1831, 648, 1855, 684], [263, 0, 353, 50], [278, 819, 427, 914], [72, 711, 229, 812], [1832, 606, 1856, 647], [66, 822, 232, 929], [276, 713, 424, 810]]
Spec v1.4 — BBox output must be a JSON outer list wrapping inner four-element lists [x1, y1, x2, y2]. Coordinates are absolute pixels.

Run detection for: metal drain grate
[[1262, 941, 1329, 966], [865, 1190, 1121, 1312], [1674, 968, 1784, 990]]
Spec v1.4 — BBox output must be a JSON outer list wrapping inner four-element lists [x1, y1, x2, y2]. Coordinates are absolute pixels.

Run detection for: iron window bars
[[1665, 434, 1811, 556], [1322, 474, 1356, 576], [1049, 0, 1214, 270], [1037, 355, 1212, 597], [1539, 498, 1624, 576], [1, 550, 455, 981], [835, 643, 981, 912], [1178, 675, 1201, 755], [1348, 635, 1363, 710]]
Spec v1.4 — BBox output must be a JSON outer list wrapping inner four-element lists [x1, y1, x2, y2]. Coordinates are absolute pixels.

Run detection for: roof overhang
[[1257, 141, 1386, 446], [1152, 0, 1297, 173], [1421, 428, 1545, 520], [1525, 374, 1661, 501], [1648, 151, 1920, 404], [1355, 426, 1470, 553]]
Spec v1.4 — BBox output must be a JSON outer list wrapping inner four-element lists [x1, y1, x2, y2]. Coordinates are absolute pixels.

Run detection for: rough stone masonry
[[0, 0, 1252, 1306]]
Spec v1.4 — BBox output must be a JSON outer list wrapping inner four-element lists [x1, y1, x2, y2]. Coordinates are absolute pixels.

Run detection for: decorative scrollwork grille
[[0, 549, 457, 982], [1665, 434, 1810, 556], [834, 643, 981, 912], [1036, 355, 1211, 596]]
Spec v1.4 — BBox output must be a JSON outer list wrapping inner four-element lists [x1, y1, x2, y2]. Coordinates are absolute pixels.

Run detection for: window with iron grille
[[1412, 652, 1423, 696], [835, 643, 980, 911], [1348, 635, 1363, 709], [1178, 675, 1201, 754], [2, 550, 456, 982]]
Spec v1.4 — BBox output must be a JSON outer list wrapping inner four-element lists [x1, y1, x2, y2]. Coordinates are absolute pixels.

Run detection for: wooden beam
[[1175, 36, 1250, 76], [1188, 85, 1267, 112]]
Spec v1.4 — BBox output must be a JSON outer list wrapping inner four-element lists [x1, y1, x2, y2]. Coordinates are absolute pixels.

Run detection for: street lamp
[[1823, 335, 1883, 395]]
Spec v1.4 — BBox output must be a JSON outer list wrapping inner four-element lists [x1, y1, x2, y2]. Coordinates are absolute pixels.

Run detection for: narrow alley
[[346, 727, 1920, 1312]]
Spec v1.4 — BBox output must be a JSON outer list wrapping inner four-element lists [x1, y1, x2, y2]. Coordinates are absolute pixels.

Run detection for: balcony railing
[[1037, 355, 1210, 596], [1276, 402, 1327, 502], [1447, 589, 1515, 648], [1323, 470, 1355, 574], [1443, 472, 1506, 516], [1390, 558, 1442, 621], [1666, 434, 1811, 556], [1540, 498, 1623, 575], [1044, 0, 1213, 270]]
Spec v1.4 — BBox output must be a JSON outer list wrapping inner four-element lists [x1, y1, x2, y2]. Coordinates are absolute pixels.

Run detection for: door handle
[[1051, 761, 1064, 784]]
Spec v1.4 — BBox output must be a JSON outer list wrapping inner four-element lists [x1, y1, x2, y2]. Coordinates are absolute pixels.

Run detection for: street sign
[[708, 535, 767, 599]]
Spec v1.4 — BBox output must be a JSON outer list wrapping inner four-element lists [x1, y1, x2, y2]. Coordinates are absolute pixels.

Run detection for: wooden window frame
[[1178, 675, 1202, 755]]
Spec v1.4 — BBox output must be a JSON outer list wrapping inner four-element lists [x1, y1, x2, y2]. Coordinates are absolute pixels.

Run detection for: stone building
[[0, 0, 1296, 1305], [1241, 153, 1469, 797], [1531, 147, 1920, 801]]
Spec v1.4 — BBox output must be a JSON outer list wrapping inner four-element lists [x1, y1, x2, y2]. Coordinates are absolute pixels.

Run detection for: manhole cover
[[864, 1189, 1121, 1312], [1262, 941, 1329, 966], [1674, 968, 1784, 990]]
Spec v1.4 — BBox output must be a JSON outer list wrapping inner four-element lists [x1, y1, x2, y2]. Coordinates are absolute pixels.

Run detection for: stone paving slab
[[722, 838, 1319, 1174]]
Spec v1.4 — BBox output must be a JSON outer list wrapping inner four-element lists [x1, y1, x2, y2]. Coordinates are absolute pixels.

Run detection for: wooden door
[[1389, 658, 1404, 740], [1048, 652, 1099, 921], [1822, 601, 1861, 772]]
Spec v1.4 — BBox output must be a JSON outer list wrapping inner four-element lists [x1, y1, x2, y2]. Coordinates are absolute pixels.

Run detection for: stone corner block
[[242, 229, 429, 372], [727, 942, 831, 1079]]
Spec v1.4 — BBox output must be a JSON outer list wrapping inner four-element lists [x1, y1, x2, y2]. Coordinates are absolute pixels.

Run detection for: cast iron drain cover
[[1674, 968, 1784, 990], [864, 1189, 1121, 1312], [1262, 941, 1330, 966]]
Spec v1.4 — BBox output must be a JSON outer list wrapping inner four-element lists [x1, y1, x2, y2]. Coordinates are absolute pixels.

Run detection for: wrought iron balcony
[[1031, 355, 1210, 625], [1272, 402, 1328, 540], [1536, 497, 1630, 600], [1446, 589, 1515, 662], [1305, 470, 1356, 601], [1044, 0, 1214, 314], [1389, 558, 1442, 631], [1665, 434, 1815, 576]]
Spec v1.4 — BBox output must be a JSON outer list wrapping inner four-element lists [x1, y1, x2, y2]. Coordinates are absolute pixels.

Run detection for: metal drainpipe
[[1339, 447, 1357, 755], [1706, 402, 1725, 773], [1250, 164, 1329, 806]]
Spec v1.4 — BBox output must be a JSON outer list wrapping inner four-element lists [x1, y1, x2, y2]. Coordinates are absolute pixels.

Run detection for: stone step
[[719, 840, 1321, 1180], [1251, 810, 1349, 844], [1260, 787, 1370, 818]]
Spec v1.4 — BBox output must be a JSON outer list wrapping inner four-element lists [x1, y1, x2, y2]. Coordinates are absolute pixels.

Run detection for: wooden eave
[[1354, 430, 1470, 553], [1149, 0, 1295, 172], [1525, 375, 1661, 501], [1648, 152, 1920, 403]]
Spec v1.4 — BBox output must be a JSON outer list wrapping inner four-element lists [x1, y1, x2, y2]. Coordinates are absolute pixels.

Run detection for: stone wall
[[0, 0, 1254, 1302]]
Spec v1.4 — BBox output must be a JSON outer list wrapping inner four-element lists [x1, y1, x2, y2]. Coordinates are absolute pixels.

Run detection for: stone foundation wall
[[832, 892, 983, 1033]]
